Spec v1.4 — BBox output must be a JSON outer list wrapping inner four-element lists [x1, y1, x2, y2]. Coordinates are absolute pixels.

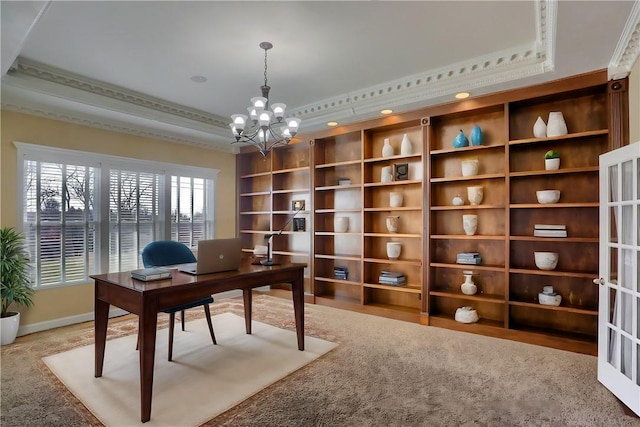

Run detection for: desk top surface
[[91, 260, 306, 292]]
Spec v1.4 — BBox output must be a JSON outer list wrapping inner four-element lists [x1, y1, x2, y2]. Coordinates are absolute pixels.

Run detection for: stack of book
[[379, 271, 407, 286], [334, 267, 349, 280], [534, 224, 567, 238], [456, 252, 482, 265], [131, 267, 172, 281]]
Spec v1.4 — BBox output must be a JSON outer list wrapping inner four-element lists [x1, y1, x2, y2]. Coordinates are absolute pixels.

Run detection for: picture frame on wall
[[293, 217, 306, 232]]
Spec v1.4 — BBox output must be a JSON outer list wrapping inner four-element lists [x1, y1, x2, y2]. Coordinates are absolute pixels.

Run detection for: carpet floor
[[1, 294, 639, 427]]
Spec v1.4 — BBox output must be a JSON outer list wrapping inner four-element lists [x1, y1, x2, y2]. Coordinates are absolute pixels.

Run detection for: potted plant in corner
[[544, 150, 560, 170], [1, 227, 34, 345]]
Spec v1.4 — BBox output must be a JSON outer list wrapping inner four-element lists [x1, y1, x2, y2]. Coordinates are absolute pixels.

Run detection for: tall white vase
[[467, 186, 484, 206], [400, 134, 412, 156], [533, 116, 547, 138], [462, 214, 478, 236], [334, 216, 349, 233], [382, 138, 394, 157], [389, 192, 403, 207], [546, 112, 568, 137]]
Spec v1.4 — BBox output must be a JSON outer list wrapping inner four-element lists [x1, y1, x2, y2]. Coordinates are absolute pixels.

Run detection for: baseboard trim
[[17, 288, 265, 337]]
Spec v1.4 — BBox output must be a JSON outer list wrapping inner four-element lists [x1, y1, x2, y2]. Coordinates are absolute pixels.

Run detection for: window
[[16, 143, 218, 288]]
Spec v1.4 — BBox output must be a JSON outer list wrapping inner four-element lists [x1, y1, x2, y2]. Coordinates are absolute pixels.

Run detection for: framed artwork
[[293, 217, 306, 232], [292, 200, 305, 211]]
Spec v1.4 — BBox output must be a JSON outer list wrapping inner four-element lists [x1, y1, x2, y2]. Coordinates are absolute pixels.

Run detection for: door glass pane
[[622, 335, 632, 379], [610, 247, 619, 284], [622, 205, 633, 245], [609, 287, 618, 326], [622, 160, 633, 201], [637, 343, 640, 386], [610, 206, 619, 243], [621, 249, 634, 290], [608, 327, 618, 367], [621, 291, 633, 334], [609, 164, 619, 202]]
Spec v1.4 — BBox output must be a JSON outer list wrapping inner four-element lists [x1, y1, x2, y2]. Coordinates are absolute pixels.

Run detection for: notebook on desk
[[178, 238, 242, 275]]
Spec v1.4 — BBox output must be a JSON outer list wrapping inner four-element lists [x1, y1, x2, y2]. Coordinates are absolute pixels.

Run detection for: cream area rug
[[43, 312, 337, 427]]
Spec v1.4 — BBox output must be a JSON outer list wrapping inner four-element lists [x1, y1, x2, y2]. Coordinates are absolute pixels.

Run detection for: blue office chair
[[140, 240, 216, 361]]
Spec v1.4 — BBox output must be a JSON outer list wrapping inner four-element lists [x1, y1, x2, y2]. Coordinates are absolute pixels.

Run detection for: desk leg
[[243, 289, 252, 334], [94, 294, 109, 377], [139, 303, 158, 423], [291, 271, 305, 351]]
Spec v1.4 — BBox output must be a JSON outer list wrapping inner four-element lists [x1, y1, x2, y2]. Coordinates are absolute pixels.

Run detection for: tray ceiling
[[1, 1, 638, 153]]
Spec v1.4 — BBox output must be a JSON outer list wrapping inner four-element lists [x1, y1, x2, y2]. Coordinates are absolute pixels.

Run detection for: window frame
[[15, 142, 219, 288]]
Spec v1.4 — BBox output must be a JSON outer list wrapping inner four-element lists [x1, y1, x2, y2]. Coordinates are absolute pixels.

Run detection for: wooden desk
[[91, 261, 306, 423]]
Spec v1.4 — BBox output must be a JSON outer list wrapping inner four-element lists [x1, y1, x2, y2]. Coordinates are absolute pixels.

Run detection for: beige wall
[[0, 110, 236, 329], [629, 58, 639, 144]]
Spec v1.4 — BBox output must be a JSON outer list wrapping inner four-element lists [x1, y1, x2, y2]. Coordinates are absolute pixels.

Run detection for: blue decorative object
[[470, 125, 483, 146], [453, 130, 469, 148]]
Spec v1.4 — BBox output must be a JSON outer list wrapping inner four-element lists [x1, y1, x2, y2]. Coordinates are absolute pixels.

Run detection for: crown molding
[[1, 102, 237, 154], [608, 0, 640, 80]]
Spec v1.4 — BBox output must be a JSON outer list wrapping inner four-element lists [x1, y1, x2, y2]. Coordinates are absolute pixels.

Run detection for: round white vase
[[389, 192, 403, 207], [1, 312, 20, 345], [462, 214, 478, 236], [382, 138, 394, 157], [460, 273, 477, 295], [334, 216, 349, 233], [533, 116, 547, 138], [467, 186, 484, 206], [386, 242, 402, 260], [461, 159, 479, 177], [546, 112, 568, 137], [386, 216, 399, 233], [454, 306, 479, 324], [400, 134, 412, 156]]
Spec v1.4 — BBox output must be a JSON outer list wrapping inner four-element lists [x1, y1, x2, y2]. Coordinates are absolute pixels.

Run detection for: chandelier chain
[[264, 48, 268, 87]]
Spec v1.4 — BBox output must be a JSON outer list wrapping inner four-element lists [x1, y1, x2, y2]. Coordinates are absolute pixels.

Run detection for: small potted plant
[[1, 227, 35, 345], [544, 150, 560, 170]]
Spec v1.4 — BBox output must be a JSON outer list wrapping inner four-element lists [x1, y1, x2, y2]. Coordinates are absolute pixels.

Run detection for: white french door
[[598, 141, 640, 415]]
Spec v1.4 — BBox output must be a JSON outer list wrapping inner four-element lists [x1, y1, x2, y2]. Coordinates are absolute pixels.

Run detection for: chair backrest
[[141, 241, 197, 268]]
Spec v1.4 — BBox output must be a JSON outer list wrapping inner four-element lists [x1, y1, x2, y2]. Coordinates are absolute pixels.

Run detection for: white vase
[[400, 134, 412, 156], [382, 138, 394, 157], [467, 186, 484, 206], [381, 166, 393, 183], [460, 273, 477, 295], [461, 159, 479, 177], [386, 242, 402, 260], [462, 214, 478, 236], [546, 111, 568, 137], [389, 192, 403, 207], [334, 216, 349, 233], [452, 195, 464, 206], [545, 158, 560, 170], [533, 116, 547, 138], [1, 312, 20, 345], [454, 306, 479, 323], [386, 216, 399, 233]]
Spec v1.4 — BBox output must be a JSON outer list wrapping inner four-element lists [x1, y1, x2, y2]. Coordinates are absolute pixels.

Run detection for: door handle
[[593, 277, 605, 285]]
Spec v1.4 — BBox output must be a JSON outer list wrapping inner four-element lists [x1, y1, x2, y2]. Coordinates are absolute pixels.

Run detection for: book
[[131, 267, 172, 281], [534, 224, 566, 230], [534, 229, 568, 237], [456, 257, 482, 265], [379, 271, 404, 278]]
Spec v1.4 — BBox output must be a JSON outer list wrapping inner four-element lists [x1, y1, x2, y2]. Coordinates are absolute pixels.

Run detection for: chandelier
[[230, 42, 302, 157]]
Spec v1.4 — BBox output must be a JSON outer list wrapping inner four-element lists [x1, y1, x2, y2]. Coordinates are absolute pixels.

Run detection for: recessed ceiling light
[[455, 92, 470, 99], [327, 121, 338, 127], [190, 75, 207, 83], [380, 109, 393, 115]]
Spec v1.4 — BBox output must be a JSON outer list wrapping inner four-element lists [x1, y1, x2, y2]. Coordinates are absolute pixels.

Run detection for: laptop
[[178, 238, 242, 275]]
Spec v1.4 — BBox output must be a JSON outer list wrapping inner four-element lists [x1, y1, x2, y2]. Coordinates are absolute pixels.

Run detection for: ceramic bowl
[[538, 292, 562, 306], [536, 190, 560, 204], [454, 306, 479, 324], [534, 252, 559, 270]]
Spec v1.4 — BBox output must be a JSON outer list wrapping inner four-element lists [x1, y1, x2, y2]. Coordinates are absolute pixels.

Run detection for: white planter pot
[[386, 216, 399, 233], [1, 312, 20, 345], [389, 192, 403, 207], [334, 216, 349, 233], [386, 242, 402, 260], [545, 158, 560, 170], [467, 186, 484, 206], [462, 214, 478, 236], [461, 159, 479, 177]]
